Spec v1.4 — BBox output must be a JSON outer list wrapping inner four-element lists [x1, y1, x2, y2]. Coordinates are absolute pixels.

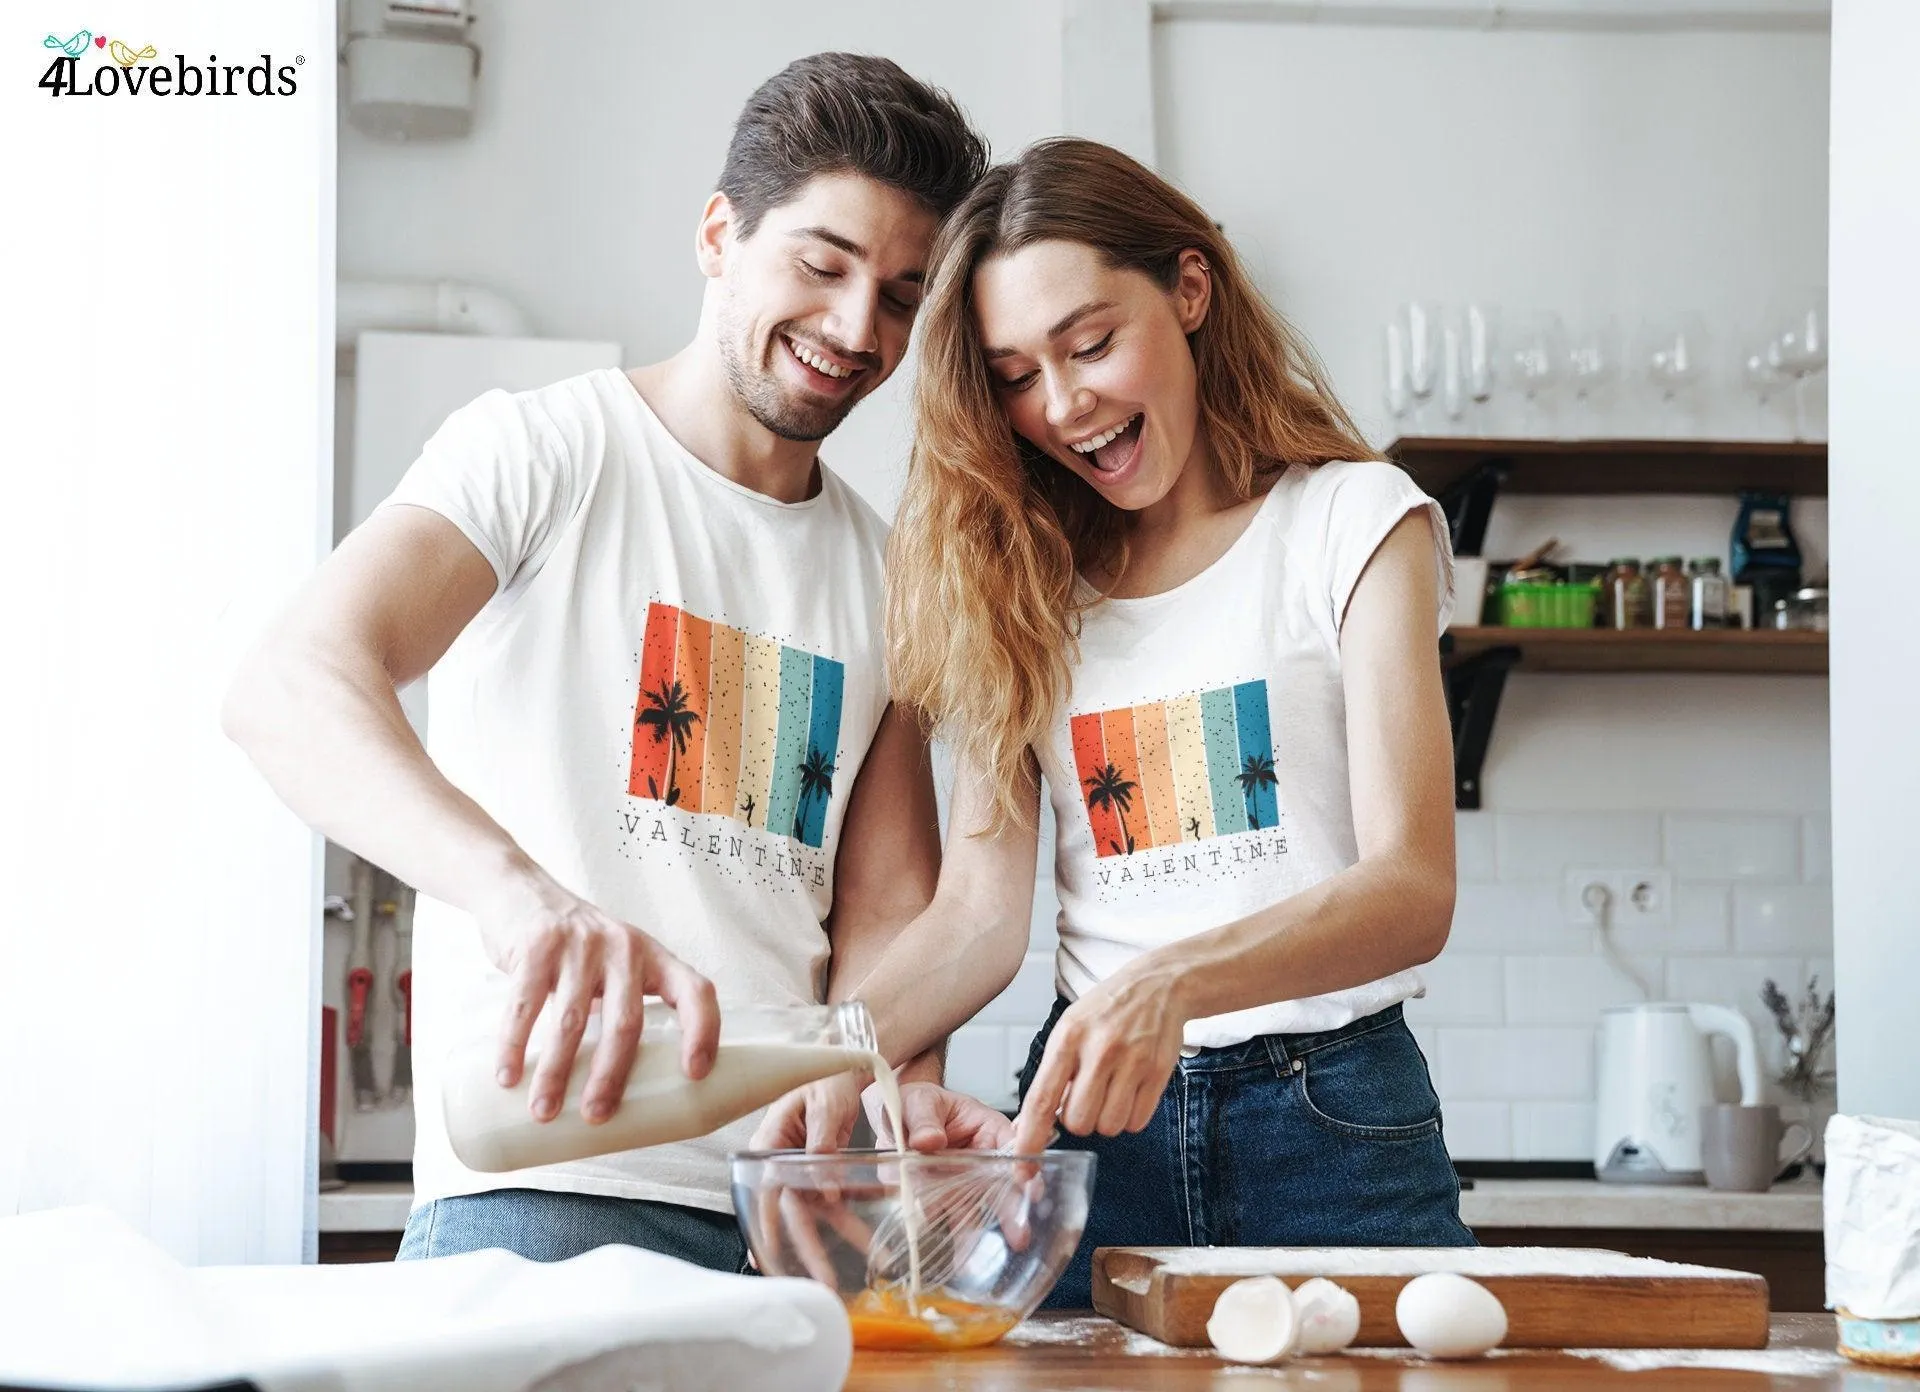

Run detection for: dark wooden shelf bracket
[[1445, 641, 1520, 810], [1438, 458, 1509, 557]]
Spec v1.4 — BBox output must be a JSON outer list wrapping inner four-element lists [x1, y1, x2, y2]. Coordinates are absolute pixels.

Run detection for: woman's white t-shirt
[[1037, 460, 1455, 1050], [381, 369, 893, 1215]]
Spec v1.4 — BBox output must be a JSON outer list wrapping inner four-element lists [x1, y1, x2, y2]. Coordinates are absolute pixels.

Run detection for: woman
[[758, 138, 1472, 1308]]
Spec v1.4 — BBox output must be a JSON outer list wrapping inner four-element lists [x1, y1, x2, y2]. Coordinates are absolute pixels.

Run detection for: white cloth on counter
[[1824, 1113, 1920, 1319], [0, 1206, 851, 1392]]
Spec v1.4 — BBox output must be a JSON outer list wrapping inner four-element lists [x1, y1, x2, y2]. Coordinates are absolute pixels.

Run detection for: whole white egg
[[1394, 1272, 1508, 1359]]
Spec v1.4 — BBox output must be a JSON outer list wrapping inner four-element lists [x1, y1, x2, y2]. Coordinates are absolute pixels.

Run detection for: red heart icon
[[94, 35, 106, 47]]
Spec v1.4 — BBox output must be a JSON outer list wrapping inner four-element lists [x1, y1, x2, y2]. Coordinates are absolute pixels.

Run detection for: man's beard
[[717, 304, 859, 443]]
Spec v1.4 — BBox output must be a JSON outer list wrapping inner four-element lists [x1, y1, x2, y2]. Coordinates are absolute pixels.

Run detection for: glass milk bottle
[[443, 1000, 877, 1173]]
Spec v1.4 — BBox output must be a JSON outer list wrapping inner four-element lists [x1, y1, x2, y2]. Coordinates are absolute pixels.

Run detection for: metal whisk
[[865, 1151, 1035, 1291]]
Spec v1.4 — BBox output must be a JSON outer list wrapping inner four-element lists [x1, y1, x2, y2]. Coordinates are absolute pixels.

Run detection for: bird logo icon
[[41, 29, 91, 58], [109, 38, 156, 67]]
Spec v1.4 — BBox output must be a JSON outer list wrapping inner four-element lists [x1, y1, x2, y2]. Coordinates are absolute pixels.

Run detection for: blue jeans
[[1017, 998, 1474, 1309], [396, 1187, 751, 1272]]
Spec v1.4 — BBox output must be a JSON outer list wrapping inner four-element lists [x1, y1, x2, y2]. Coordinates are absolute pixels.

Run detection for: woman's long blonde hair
[[887, 138, 1377, 830]]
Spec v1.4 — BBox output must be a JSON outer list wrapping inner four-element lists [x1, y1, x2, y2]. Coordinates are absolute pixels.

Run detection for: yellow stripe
[[1164, 691, 1215, 840], [737, 633, 782, 828]]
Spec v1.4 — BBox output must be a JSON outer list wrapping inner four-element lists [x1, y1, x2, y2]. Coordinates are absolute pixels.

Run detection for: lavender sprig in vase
[[1761, 975, 1836, 1170]]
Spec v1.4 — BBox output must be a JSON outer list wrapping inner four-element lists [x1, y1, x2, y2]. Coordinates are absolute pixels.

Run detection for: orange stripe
[[629, 602, 680, 800], [1131, 701, 1181, 846], [672, 612, 712, 814], [1069, 713, 1123, 858], [703, 623, 745, 821], [1099, 706, 1146, 854]]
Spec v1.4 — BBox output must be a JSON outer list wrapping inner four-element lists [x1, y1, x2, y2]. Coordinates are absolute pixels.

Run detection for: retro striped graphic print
[[1069, 680, 1278, 859], [628, 602, 844, 849]]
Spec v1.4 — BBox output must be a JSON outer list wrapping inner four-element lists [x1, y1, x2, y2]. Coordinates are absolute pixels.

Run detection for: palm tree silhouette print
[[1084, 762, 1138, 856], [1238, 753, 1278, 830], [635, 679, 701, 807], [793, 745, 837, 840], [739, 794, 757, 826], [1186, 816, 1201, 840]]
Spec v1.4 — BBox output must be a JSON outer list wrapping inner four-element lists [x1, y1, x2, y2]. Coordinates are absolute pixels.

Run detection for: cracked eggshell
[[1394, 1272, 1508, 1359], [1207, 1275, 1299, 1365], [1291, 1277, 1363, 1354]]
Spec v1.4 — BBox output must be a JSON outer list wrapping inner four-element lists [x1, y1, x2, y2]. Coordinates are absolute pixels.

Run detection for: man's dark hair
[[719, 53, 988, 237]]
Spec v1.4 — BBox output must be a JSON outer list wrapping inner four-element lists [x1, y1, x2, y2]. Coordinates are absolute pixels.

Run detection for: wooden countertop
[[845, 1313, 1884, 1389]]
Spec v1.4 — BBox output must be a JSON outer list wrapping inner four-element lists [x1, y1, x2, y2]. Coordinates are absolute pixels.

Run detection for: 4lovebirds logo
[[39, 29, 305, 97]]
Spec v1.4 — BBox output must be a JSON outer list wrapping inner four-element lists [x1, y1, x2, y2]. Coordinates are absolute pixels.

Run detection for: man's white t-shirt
[[382, 368, 893, 1215], [1037, 460, 1456, 1050]]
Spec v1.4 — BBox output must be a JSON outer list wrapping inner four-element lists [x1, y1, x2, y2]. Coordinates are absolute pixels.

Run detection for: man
[[224, 53, 1005, 1271]]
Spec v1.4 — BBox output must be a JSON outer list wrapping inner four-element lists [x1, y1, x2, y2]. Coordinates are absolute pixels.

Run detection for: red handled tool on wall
[[390, 881, 414, 1104], [347, 858, 378, 1110]]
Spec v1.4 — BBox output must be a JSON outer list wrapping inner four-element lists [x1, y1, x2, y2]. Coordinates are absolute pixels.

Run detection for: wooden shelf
[[1389, 437, 1827, 499], [1443, 627, 1828, 675]]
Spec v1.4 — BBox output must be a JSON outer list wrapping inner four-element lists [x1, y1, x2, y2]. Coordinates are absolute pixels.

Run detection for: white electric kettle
[[1594, 1002, 1762, 1184]]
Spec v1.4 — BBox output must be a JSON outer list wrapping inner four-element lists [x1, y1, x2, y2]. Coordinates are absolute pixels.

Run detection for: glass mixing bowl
[[731, 1149, 1094, 1350]]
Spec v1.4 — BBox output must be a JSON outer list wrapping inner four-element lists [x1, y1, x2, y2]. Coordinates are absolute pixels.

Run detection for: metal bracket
[[1437, 458, 1509, 557], [1445, 645, 1521, 810]]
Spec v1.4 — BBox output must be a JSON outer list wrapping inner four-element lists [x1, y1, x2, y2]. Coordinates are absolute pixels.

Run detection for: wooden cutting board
[[1091, 1246, 1770, 1350]]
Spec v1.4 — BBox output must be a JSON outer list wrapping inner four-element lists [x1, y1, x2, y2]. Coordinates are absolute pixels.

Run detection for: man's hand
[[750, 1072, 867, 1153], [478, 870, 719, 1127], [869, 1082, 1014, 1153]]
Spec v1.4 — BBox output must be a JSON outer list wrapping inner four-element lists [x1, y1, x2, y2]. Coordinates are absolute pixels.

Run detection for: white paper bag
[[1824, 1113, 1920, 1319]]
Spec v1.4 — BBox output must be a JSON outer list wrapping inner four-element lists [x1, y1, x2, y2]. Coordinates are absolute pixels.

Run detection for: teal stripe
[[1232, 680, 1279, 831], [798, 656, 844, 848], [1199, 686, 1248, 835], [765, 645, 814, 838]]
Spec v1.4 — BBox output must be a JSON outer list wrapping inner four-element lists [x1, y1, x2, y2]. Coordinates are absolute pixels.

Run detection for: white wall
[[1828, 0, 1920, 1122], [2, 0, 333, 1261]]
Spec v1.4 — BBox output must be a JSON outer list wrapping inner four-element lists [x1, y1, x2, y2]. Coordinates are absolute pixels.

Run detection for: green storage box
[[1498, 580, 1601, 629]]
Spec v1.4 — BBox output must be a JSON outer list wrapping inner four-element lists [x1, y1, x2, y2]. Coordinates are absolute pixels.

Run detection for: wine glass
[[1439, 307, 1467, 430], [1383, 319, 1411, 431], [1772, 289, 1828, 441], [1464, 303, 1497, 427], [1740, 334, 1786, 438], [1642, 315, 1710, 435], [1564, 317, 1622, 438], [1506, 311, 1565, 436], [1403, 301, 1438, 432]]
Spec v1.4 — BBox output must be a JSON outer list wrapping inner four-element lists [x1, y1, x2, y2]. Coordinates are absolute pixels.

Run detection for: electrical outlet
[[1562, 868, 1616, 927], [1619, 868, 1673, 926], [1562, 867, 1673, 928]]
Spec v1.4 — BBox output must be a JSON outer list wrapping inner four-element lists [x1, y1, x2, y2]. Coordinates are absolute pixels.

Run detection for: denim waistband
[[1176, 1002, 1408, 1074]]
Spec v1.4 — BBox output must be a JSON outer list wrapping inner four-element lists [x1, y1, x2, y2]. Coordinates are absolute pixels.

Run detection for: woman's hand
[[1009, 965, 1186, 1154]]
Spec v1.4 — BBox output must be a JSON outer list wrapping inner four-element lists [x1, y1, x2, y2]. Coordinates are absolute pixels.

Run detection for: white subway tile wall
[[1439, 1102, 1514, 1161], [1663, 814, 1801, 881], [954, 810, 1834, 1161]]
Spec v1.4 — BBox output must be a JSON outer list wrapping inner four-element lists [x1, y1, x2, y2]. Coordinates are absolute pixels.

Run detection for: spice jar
[[1606, 558, 1651, 630], [1774, 586, 1830, 631], [1650, 557, 1690, 630], [1689, 557, 1729, 629]]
